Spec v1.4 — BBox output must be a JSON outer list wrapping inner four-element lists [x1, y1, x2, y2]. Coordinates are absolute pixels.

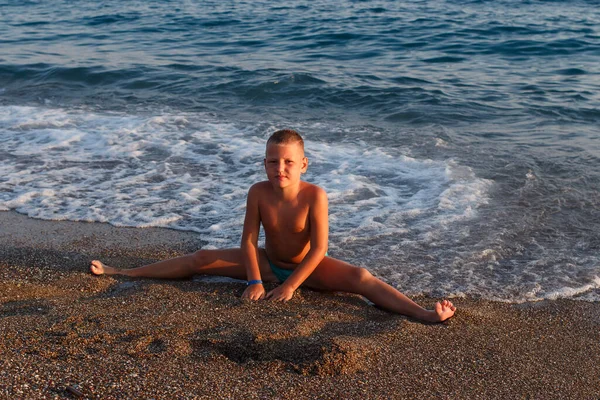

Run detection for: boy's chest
[[260, 203, 310, 235]]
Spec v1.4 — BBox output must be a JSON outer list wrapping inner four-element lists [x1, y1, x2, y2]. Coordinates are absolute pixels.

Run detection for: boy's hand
[[265, 284, 295, 302], [242, 284, 266, 301]]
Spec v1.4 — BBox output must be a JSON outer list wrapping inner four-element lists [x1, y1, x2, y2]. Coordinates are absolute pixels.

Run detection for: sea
[[1, 0, 599, 303]]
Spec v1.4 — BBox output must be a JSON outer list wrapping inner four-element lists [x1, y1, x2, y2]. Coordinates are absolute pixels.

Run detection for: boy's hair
[[267, 129, 304, 151]]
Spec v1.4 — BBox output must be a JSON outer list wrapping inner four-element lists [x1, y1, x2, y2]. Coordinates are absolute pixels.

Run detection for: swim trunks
[[267, 253, 328, 283], [268, 258, 295, 283]]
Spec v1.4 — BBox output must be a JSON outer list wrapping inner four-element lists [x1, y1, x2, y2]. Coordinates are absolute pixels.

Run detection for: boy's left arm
[[266, 187, 328, 301]]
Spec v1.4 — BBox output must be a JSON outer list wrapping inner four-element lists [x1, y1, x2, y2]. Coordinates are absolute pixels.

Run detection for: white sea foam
[[539, 276, 600, 301], [1, 105, 489, 237]]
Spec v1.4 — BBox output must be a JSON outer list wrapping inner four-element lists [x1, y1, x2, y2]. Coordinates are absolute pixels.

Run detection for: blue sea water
[[1, 0, 599, 302]]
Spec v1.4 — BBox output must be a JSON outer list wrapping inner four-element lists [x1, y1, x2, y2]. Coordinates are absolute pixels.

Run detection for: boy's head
[[266, 129, 304, 154], [264, 129, 308, 188]]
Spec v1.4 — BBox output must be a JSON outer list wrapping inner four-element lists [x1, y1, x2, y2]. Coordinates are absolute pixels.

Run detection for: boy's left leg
[[303, 256, 456, 322]]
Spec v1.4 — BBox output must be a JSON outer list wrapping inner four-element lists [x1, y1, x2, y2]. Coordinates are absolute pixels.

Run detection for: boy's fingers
[[266, 291, 284, 301], [275, 293, 290, 302], [242, 286, 266, 301]]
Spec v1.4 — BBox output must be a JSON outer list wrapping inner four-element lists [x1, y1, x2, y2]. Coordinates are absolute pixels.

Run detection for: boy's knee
[[191, 250, 211, 271], [352, 267, 373, 285]]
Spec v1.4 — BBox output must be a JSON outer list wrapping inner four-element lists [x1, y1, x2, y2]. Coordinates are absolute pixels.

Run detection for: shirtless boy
[[90, 129, 456, 322]]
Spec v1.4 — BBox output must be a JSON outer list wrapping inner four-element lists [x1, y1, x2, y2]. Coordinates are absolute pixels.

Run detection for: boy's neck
[[273, 181, 302, 202]]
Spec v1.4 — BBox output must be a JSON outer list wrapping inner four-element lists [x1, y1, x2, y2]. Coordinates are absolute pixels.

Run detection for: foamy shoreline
[[1, 210, 599, 399]]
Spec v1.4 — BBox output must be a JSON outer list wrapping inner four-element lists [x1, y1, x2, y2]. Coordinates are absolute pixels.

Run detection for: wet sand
[[1, 210, 599, 399]]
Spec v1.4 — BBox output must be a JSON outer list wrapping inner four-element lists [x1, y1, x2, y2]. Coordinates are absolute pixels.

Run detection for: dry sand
[[1, 211, 599, 399]]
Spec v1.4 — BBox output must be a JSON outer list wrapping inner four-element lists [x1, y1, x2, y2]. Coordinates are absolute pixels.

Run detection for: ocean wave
[[2, 59, 598, 130], [82, 13, 142, 26]]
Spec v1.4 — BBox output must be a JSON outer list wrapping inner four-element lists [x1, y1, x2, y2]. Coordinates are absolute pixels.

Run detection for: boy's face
[[264, 142, 308, 189]]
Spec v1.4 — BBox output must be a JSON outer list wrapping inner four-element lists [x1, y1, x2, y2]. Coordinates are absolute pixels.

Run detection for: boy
[[90, 129, 455, 322]]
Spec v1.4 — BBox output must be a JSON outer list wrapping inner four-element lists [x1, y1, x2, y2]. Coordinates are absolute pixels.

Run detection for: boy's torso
[[255, 180, 317, 268]]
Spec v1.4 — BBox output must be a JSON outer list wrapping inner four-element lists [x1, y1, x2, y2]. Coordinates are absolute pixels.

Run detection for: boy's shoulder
[[299, 181, 327, 198], [248, 181, 273, 193]]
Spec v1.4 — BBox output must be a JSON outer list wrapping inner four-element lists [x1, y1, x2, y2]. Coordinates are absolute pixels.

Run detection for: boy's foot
[[432, 299, 456, 322], [90, 260, 118, 276]]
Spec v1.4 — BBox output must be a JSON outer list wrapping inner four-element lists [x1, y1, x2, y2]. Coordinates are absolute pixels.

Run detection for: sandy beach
[[1, 210, 599, 399]]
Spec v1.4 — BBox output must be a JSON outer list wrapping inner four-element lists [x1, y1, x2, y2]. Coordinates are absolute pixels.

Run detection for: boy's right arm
[[240, 184, 265, 300]]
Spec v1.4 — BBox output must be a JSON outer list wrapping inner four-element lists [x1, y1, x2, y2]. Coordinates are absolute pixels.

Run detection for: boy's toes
[[442, 300, 455, 311], [434, 300, 456, 322]]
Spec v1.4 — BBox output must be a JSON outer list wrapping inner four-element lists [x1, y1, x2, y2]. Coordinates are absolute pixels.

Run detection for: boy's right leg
[[90, 249, 278, 282]]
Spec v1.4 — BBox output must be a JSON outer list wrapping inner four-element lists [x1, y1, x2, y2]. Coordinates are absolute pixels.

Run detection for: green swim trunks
[[267, 253, 328, 283]]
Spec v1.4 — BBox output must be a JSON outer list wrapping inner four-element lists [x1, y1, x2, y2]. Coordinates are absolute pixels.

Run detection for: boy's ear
[[301, 157, 308, 172]]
